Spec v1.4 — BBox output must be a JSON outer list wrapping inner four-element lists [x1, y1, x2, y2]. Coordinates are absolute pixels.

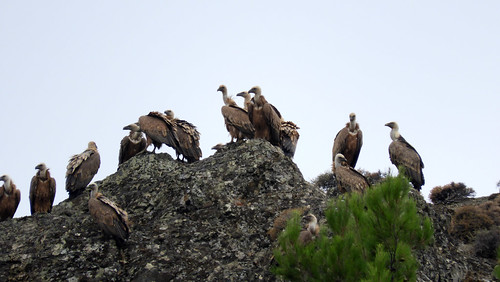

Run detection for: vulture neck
[[390, 128, 400, 141], [130, 131, 143, 142], [307, 218, 318, 233], [221, 89, 230, 105], [39, 168, 48, 179], [334, 157, 343, 168], [349, 120, 357, 132], [3, 178, 12, 193]]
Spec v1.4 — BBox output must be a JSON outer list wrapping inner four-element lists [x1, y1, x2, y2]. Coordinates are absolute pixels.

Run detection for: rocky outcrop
[[0, 139, 497, 281], [0, 139, 326, 281]]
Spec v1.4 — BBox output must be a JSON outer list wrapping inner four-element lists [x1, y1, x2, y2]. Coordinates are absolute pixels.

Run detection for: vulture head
[[217, 85, 227, 94], [164, 110, 175, 119], [123, 123, 141, 132], [385, 121, 400, 141], [236, 91, 249, 98], [88, 141, 98, 151], [248, 86, 262, 96], [334, 153, 348, 168], [349, 113, 356, 122], [35, 163, 48, 171], [0, 175, 12, 192], [88, 183, 99, 198]]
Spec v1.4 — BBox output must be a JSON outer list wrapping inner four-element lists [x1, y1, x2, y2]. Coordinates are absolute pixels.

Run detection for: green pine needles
[[272, 173, 434, 281]]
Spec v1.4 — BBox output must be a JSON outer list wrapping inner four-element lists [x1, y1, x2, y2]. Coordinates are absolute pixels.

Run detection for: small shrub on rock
[[450, 206, 493, 242], [429, 182, 475, 204], [473, 228, 500, 259]]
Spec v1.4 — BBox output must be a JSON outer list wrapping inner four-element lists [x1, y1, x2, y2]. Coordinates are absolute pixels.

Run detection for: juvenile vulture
[[298, 214, 320, 245], [30, 163, 56, 214], [334, 153, 370, 193], [118, 129, 146, 165], [247, 86, 281, 146], [385, 121, 425, 190], [66, 141, 101, 199], [332, 113, 363, 172], [0, 175, 21, 221], [88, 183, 130, 245], [217, 85, 255, 142], [238, 89, 300, 157], [164, 110, 202, 163]]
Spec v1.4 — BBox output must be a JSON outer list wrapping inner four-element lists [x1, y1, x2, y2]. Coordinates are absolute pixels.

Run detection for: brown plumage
[[280, 120, 300, 158], [385, 122, 424, 190], [334, 153, 370, 193], [332, 113, 363, 172], [0, 175, 21, 221], [164, 110, 202, 163], [247, 86, 281, 146], [238, 90, 299, 157], [88, 183, 130, 245], [30, 163, 56, 214], [267, 206, 310, 240], [217, 85, 255, 142], [124, 111, 178, 154], [66, 141, 101, 199], [118, 130, 146, 165], [298, 214, 320, 245]]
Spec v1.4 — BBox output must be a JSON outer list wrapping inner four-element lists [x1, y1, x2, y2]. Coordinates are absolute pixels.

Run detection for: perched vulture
[[280, 120, 300, 158], [217, 85, 255, 142], [298, 214, 320, 245], [164, 110, 202, 163], [334, 153, 370, 193], [66, 141, 100, 199], [0, 175, 21, 221], [30, 163, 56, 214], [385, 122, 425, 190], [123, 111, 178, 154], [88, 183, 130, 245], [332, 113, 363, 172], [238, 89, 300, 157], [118, 129, 146, 165], [247, 86, 281, 146]]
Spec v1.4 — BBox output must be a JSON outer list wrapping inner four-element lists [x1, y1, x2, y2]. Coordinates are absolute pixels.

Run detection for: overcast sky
[[1, 1, 499, 218]]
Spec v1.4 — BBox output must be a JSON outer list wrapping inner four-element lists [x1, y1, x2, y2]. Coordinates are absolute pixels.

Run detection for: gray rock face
[[0, 139, 326, 281], [0, 139, 496, 281]]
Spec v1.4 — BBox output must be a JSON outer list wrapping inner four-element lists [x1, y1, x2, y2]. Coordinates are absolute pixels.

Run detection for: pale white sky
[[1, 1, 499, 218]]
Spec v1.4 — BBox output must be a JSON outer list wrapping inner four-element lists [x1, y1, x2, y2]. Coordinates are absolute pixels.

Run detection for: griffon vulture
[[298, 214, 320, 245], [238, 89, 300, 157], [280, 120, 300, 158], [124, 111, 178, 154], [164, 110, 202, 163], [0, 175, 21, 221], [334, 153, 370, 193], [119, 129, 146, 165], [217, 85, 255, 142], [30, 163, 56, 214], [385, 122, 424, 190], [66, 141, 100, 199], [88, 183, 130, 245], [332, 113, 363, 172], [247, 86, 281, 146]]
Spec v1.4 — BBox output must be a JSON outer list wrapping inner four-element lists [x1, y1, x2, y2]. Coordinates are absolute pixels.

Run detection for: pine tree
[[272, 173, 434, 281]]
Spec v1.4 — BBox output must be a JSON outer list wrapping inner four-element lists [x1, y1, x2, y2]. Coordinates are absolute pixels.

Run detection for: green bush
[[272, 174, 434, 281]]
